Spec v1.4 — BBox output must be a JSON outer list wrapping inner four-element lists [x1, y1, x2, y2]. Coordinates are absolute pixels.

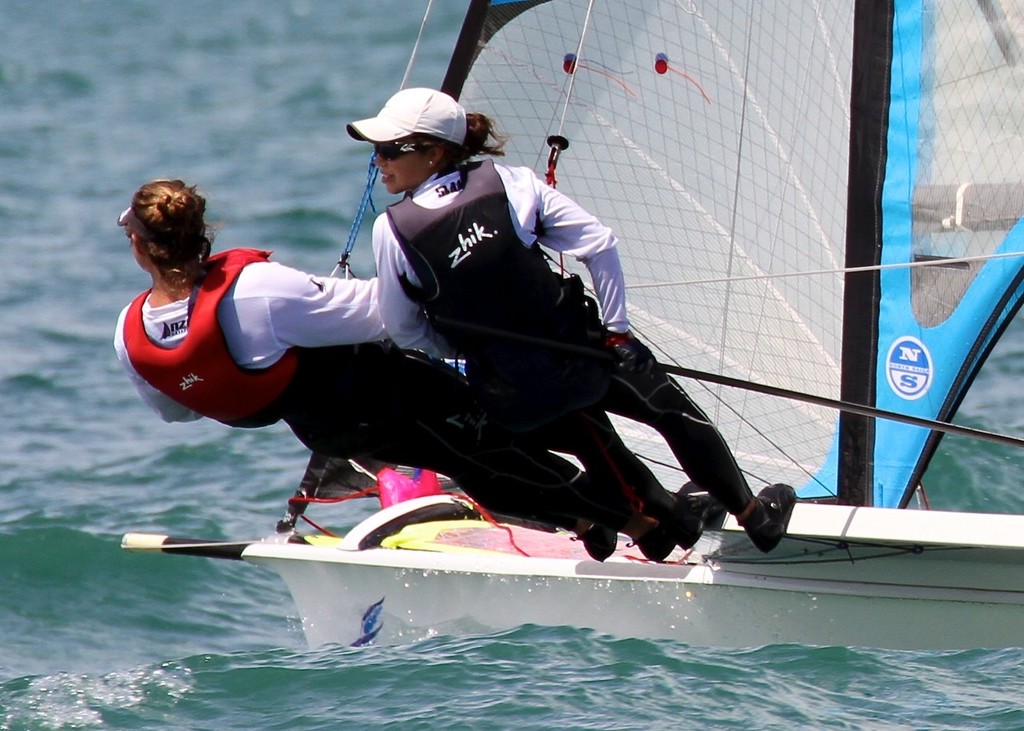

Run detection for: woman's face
[[373, 140, 441, 195]]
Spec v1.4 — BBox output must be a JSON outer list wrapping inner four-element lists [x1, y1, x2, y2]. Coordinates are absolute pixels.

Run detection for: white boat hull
[[239, 498, 1024, 650]]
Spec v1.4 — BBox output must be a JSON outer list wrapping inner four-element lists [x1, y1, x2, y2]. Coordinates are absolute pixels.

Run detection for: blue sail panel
[[870, 0, 1024, 507]]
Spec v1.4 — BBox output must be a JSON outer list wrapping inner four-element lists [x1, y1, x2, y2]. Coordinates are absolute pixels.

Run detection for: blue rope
[[338, 155, 379, 272]]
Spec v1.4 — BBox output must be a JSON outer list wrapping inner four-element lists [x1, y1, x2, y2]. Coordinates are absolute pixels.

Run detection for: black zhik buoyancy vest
[[386, 160, 610, 431], [386, 160, 562, 348]]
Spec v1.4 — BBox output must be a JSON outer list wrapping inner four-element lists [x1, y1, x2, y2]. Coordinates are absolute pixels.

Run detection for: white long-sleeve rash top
[[113, 260, 386, 423], [372, 162, 631, 359]]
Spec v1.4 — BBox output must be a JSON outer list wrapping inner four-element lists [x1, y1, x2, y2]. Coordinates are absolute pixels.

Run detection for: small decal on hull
[[885, 336, 933, 400], [351, 597, 384, 647]]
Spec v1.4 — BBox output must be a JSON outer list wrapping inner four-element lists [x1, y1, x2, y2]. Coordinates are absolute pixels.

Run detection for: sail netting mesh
[[451, 0, 1024, 505], [457, 1, 855, 495]]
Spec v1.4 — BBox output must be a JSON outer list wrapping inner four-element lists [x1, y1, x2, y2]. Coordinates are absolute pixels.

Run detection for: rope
[[287, 485, 381, 507], [459, 495, 531, 557], [333, 0, 437, 277], [332, 159, 379, 277], [299, 514, 339, 537]]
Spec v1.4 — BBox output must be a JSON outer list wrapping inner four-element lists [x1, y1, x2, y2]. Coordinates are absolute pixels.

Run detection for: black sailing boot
[[737, 483, 797, 553], [577, 524, 618, 561], [635, 484, 724, 562]]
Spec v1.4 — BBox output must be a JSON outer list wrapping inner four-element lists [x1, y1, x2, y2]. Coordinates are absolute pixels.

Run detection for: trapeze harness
[[122, 249, 299, 427], [386, 159, 609, 431]]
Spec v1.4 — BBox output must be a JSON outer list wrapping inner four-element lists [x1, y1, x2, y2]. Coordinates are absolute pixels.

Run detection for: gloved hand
[[604, 331, 655, 374]]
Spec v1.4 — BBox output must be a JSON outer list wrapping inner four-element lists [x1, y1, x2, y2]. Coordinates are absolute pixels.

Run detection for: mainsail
[[441, 0, 1024, 508]]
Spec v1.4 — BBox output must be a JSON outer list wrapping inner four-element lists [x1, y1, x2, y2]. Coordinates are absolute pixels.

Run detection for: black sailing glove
[[604, 331, 655, 374]]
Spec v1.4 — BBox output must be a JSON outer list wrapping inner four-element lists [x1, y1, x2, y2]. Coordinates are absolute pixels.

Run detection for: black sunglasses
[[373, 141, 433, 161]]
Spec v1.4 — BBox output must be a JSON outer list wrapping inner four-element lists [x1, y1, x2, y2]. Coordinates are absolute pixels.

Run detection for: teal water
[[3, 1, 1024, 728]]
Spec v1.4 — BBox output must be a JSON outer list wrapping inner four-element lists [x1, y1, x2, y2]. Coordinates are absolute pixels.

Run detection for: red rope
[[579, 412, 645, 513], [545, 161, 559, 187], [288, 486, 379, 509], [545, 135, 568, 188], [288, 487, 379, 537], [623, 547, 692, 564], [459, 495, 531, 557], [299, 513, 339, 537]]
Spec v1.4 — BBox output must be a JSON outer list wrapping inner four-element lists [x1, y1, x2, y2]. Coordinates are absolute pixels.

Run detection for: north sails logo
[[179, 373, 204, 391], [885, 336, 932, 400], [448, 221, 496, 268]]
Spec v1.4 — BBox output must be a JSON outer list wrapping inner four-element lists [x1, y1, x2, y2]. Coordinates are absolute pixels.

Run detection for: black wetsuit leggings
[[282, 344, 635, 532], [520, 362, 755, 524], [601, 365, 754, 516], [527, 409, 673, 526]]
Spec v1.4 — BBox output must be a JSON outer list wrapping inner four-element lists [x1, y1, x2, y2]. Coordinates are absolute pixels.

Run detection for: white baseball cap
[[347, 87, 467, 145]]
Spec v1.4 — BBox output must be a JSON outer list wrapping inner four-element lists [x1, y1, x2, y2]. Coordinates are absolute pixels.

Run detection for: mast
[[442, 0, 548, 100], [838, 0, 895, 506], [441, 0, 490, 99]]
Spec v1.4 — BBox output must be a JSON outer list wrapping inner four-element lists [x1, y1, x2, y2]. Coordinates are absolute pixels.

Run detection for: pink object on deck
[[377, 468, 443, 508]]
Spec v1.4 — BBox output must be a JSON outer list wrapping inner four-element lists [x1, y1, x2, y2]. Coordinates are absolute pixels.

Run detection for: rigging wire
[[400, 0, 436, 90], [635, 327, 831, 494], [332, 0, 437, 278], [542, 1, 595, 266], [553, 0, 597, 141], [660, 358, 1024, 450], [714, 7, 757, 425], [625, 249, 1024, 291]]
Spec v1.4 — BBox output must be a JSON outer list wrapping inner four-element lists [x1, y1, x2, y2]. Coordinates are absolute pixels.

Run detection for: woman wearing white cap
[[113, 178, 654, 546], [348, 88, 796, 556]]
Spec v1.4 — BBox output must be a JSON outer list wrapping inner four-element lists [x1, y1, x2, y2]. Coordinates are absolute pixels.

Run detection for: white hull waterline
[[128, 496, 1024, 650]]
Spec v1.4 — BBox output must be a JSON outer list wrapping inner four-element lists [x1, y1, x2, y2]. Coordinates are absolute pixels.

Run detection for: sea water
[[3, 1, 1024, 728]]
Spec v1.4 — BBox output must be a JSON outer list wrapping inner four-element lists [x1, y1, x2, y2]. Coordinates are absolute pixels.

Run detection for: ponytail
[[436, 112, 508, 168]]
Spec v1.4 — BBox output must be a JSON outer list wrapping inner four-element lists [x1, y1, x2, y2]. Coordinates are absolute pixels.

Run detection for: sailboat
[[123, 0, 1024, 650]]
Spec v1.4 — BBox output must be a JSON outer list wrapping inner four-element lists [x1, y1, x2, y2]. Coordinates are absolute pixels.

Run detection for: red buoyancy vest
[[122, 249, 299, 423]]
